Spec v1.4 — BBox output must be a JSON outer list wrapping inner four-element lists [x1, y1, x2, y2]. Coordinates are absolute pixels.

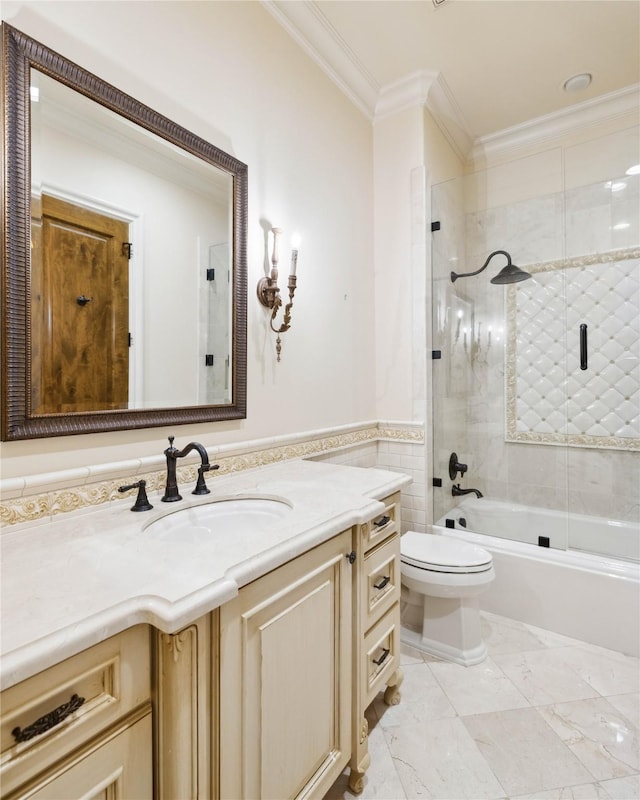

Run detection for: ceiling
[[266, 0, 640, 154]]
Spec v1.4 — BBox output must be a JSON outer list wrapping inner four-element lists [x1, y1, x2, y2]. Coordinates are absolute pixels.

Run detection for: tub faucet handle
[[449, 452, 468, 480]]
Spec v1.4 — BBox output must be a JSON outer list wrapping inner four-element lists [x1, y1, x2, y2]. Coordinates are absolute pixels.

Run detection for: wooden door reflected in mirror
[[32, 195, 130, 414]]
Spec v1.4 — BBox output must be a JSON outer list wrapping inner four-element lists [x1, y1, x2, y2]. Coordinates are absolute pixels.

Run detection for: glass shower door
[[430, 169, 571, 551]]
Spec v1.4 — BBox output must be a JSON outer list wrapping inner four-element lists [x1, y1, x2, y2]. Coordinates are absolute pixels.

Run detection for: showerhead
[[490, 263, 532, 284], [451, 250, 532, 285]]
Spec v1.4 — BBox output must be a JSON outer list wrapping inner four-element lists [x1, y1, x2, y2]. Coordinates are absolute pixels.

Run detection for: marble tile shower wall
[[437, 170, 639, 525]]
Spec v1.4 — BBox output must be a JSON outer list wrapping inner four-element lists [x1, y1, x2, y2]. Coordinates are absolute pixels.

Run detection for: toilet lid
[[401, 532, 493, 574]]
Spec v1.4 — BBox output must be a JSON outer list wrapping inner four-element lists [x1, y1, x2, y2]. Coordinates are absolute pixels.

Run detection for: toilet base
[[401, 588, 488, 666], [400, 626, 488, 666]]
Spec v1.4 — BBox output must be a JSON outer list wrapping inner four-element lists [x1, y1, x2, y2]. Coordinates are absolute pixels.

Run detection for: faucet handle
[[118, 480, 153, 512], [449, 452, 468, 480], [193, 464, 219, 496]]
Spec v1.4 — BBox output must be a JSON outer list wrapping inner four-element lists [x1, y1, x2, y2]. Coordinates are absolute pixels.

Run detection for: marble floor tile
[[512, 782, 619, 799], [557, 644, 640, 696], [463, 707, 594, 797], [428, 656, 530, 716], [606, 693, 640, 729], [524, 622, 596, 650], [482, 611, 549, 655], [323, 718, 407, 800], [493, 648, 601, 706], [399, 642, 429, 666], [599, 774, 640, 799], [384, 717, 505, 799], [324, 613, 640, 800], [373, 662, 457, 729], [538, 697, 639, 781]]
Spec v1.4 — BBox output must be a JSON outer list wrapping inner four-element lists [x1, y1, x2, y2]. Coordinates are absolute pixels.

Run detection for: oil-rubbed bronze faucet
[[161, 436, 219, 502], [452, 484, 483, 499]]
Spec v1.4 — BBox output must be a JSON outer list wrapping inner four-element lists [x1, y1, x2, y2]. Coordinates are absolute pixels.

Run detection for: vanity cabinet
[[0, 625, 153, 799], [154, 613, 217, 799], [349, 492, 403, 794], [219, 530, 353, 799], [1, 485, 406, 800]]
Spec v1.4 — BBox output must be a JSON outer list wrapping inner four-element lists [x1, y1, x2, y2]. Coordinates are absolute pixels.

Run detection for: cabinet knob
[[346, 551, 356, 564]]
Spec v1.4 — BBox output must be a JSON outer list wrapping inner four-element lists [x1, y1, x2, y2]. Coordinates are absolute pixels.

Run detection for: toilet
[[400, 532, 495, 666]]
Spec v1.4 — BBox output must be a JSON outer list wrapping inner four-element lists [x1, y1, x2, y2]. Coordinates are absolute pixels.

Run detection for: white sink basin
[[146, 497, 292, 541]]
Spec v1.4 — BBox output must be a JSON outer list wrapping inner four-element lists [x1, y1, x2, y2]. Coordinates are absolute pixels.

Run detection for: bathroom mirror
[[1, 23, 247, 440]]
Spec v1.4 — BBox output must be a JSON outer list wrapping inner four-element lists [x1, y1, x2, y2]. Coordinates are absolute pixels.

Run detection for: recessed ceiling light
[[626, 164, 640, 176], [563, 73, 592, 92]]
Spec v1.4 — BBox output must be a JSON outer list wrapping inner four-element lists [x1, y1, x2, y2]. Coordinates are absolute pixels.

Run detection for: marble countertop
[[0, 459, 411, 690]]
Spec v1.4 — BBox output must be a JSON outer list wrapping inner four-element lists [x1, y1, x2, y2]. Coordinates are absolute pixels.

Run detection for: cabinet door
[[6, 713, 152, 800], [219, 531, 352, 800]]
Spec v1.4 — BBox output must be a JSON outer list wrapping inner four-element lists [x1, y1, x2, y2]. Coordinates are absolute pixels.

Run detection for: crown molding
[[260, 0, 379, 119], [471, 84, 640, 165], [375, 69, 474, 160], [264, 1, 639, 165]]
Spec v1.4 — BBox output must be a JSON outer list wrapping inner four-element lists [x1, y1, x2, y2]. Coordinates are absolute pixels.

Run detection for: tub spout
[[452, 484, 483, 499]]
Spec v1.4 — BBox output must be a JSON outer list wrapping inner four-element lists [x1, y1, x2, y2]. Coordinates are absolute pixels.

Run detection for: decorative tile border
[[0, 421, 424, 527]]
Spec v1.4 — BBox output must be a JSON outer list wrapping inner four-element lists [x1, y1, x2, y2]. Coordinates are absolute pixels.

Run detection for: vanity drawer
[[360, 493, 399, 553], [361, 606, 400, 709], [1, 626, 150, 794], [361, 534, 401, 631]]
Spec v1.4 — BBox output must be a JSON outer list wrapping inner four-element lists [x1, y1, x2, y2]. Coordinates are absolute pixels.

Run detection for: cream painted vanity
[[0, 461, 409, 799]]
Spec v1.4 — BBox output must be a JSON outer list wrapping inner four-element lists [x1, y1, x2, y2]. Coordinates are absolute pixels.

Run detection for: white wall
[[0, 0, 377, 479], [372, 104, 463, 531]]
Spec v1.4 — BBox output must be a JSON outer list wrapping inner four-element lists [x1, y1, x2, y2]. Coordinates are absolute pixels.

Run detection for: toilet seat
[[401, 532, 492, 574]]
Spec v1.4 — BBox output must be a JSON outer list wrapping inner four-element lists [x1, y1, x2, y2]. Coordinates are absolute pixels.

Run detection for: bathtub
[[434, 498, 640, 657]]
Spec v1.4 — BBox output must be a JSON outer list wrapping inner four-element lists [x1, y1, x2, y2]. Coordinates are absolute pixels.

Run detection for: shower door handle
[[579, 324, 588, 370]]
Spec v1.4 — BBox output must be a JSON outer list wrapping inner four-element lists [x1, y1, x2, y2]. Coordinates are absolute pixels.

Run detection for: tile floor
[[325, 612, 640, 800]]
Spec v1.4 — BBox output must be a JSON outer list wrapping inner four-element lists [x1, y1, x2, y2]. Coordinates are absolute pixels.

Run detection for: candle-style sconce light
[[257, 226, 299, 361]]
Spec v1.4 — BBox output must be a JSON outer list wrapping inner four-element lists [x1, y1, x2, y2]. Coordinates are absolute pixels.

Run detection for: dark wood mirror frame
[[1, 23, 247, 440]]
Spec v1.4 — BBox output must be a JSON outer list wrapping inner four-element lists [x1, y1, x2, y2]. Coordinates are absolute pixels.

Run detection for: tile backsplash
[[0, 421, 426, 530]]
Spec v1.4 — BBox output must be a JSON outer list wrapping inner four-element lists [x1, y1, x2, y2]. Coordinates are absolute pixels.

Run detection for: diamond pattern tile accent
[[506, 251, 639, 450]]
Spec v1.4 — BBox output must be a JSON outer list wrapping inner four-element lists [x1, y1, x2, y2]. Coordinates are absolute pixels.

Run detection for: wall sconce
[[257, 226, 299, 361]]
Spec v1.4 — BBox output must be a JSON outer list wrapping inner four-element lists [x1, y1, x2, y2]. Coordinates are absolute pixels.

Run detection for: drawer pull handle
[[373, 515, 391, 528], [373, 575, 390, 590], [12, 693, 85, 743], [372, 647, 390, 666]]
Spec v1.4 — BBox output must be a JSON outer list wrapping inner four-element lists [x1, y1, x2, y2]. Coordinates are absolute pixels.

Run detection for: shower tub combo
[[435, 497, 640, 657]]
